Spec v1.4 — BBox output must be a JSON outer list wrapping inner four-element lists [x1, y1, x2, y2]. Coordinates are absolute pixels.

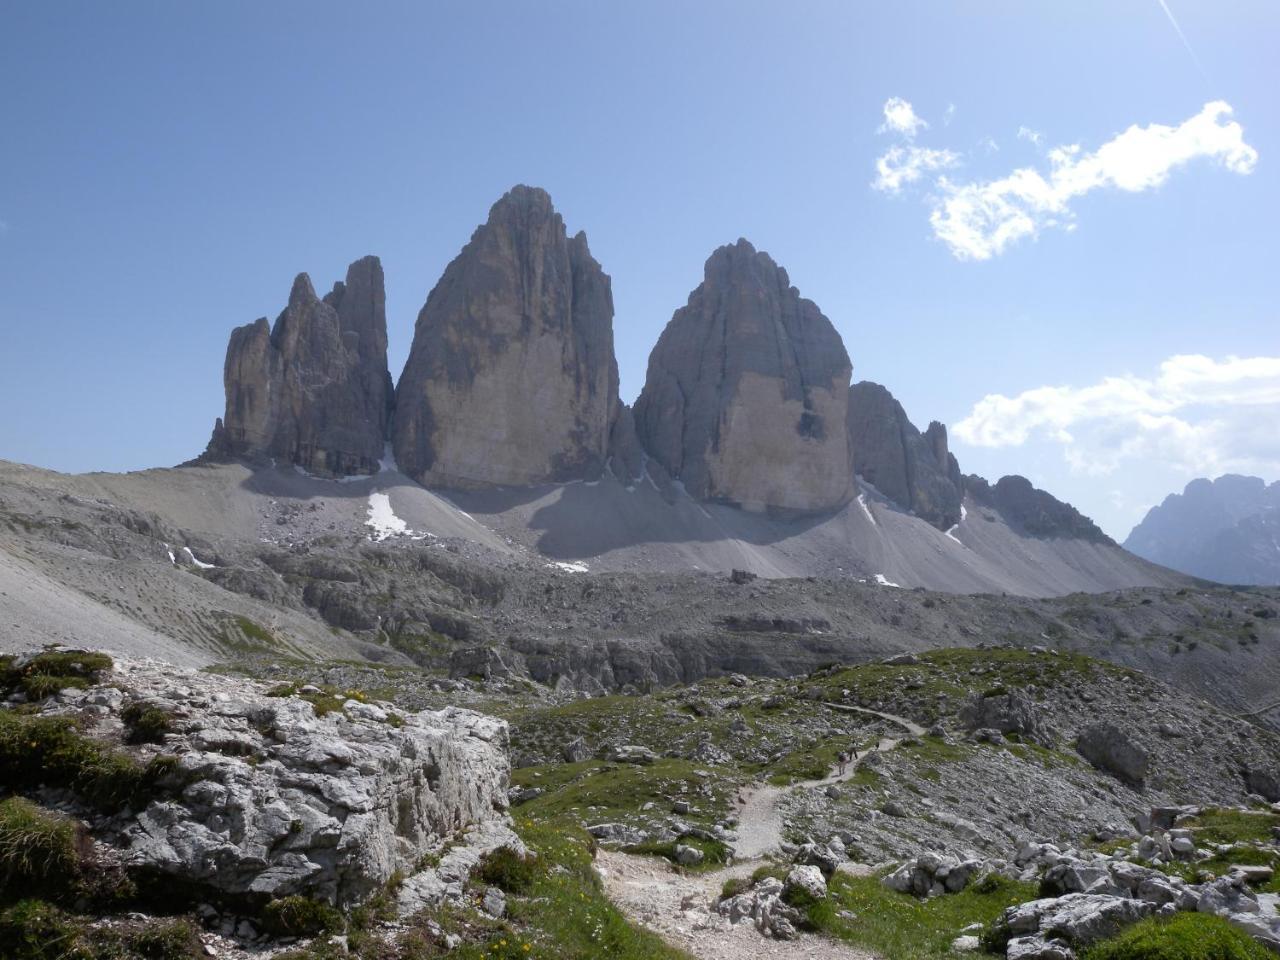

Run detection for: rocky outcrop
[[959, 689, 1055, 748], [205, 256, 392, 477], [969, 474, 1112, 543], [846, 381, 963, 529], [34, 657, 510, 907], [1077, 722, 1150, 788], [393, 186, 621, 489], [633, 239, 854, 513]]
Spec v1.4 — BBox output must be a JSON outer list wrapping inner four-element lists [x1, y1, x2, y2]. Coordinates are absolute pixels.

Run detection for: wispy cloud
[[879, 97, 928, 138], [954, 354, 1280, 477], [872, 101, 1256, 261], [872, 98, 960, 194], [873, 145, 960, 194], [1017, 126, 1043, 147]]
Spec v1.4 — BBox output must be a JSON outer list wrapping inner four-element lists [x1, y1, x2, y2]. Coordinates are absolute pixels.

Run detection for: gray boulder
[[40, 658, 509, 907], [1076, 723, 1150, 788], [994, 893, 1155, 948], [959, 688, 1055, 747], [633, 239, 855, 513], [1246, 767, 1280, 802]]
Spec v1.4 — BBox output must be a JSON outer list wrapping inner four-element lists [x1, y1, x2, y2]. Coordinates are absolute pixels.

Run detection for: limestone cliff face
[[847, 381, 963, 529], [207, 256, 391, 476], [632, 240, 854, 513], [392, 186, 620, 488]]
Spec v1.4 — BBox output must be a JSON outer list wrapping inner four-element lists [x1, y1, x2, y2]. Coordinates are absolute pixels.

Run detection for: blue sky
[[1, 1, 1276, 538]]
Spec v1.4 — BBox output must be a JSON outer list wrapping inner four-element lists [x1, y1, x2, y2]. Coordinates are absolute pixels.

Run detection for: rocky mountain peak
[[203, 255, 391, 477], [392, 186, 621, 488], [632, 239, 855, 513], [968, 473, 1112, 543], [1125, 474, 1280, 584], [847, 381, 964, 529]]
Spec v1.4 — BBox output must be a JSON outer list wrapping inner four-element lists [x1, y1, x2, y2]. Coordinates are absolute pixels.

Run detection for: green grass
[[624, 835, 730, 871], [278, 819, 693, 960], [1081, 912, 1273, 960], [266, 681, 368, 717], [509, 759, 737, 827], [0, 651, 113, 701], [0, 798, 82, 904], [810, 870, 1038, 960], [260, 896, 343, 936], [765, 738, 851, 785], [473, 845, 541, 894], [121, 702, 175, 744], [0, 711, 180, 812], [1185, 808, 1280, 846], [0, 899, 202, 960]]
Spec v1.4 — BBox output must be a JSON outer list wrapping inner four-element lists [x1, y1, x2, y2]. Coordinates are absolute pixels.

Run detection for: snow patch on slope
[[366, 493, 411, 541], [857, 493, 877, 526], [182, 547, 216, 569], [547, 560, 590, 574]]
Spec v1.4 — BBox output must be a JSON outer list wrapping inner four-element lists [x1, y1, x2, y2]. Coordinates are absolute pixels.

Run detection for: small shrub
[[122, 702, 174, 744], [260, 895, 343, 936], [473, 846, 540, 894], [0, 798, 83, 903], [720, 876, 750, 899], [1081, 912, 1272, 960], [1, 651, 113, 701], [128, 919, 203, 960], [0, 712, 181, 812], [0, 899, 86, 960]]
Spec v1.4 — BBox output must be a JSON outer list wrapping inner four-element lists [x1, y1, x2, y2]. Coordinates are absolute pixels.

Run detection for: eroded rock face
[[207, 256, 392, 476], [393, 186, 620, 488], [633, 239, 854, 513], [42, 658, 510, 906], [846, 381, 963, 529]]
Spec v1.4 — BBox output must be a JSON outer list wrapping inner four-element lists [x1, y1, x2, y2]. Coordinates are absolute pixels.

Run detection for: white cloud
[[879, 97, 928, 137], [1017, 125, 1043, 146], [944, 103, 956, 126], [928, 101, 1257, 260], [873, 145, 961, 194], [954, 354, 1280, 478]]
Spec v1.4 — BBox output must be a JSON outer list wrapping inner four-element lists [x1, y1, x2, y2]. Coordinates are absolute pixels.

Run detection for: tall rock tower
[[392, 186, 621, 488], [633, 239, 854, 513], [206, 255, 391, 477]]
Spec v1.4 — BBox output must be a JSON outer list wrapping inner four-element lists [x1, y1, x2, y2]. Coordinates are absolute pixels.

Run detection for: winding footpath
[[598, 704, 926, 960]]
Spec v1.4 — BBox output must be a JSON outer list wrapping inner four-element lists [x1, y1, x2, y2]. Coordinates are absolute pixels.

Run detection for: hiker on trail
[[837, 750, 849, 775]]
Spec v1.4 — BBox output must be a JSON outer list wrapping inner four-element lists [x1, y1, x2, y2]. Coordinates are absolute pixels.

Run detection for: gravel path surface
[[596, 707, 921, 958], [596, 850, 878, 960], [732, 705, 925, 860]]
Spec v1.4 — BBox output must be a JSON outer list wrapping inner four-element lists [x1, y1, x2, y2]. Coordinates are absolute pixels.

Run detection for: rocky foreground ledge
[[0, 649, 519, 952]]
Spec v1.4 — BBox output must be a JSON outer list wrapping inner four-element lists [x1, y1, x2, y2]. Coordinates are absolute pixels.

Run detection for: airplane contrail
[[1156, 0, 1210, 81]]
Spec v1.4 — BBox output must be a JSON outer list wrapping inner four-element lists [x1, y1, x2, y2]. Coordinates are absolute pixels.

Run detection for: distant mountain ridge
[[1125, 474, 1280, 585]]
